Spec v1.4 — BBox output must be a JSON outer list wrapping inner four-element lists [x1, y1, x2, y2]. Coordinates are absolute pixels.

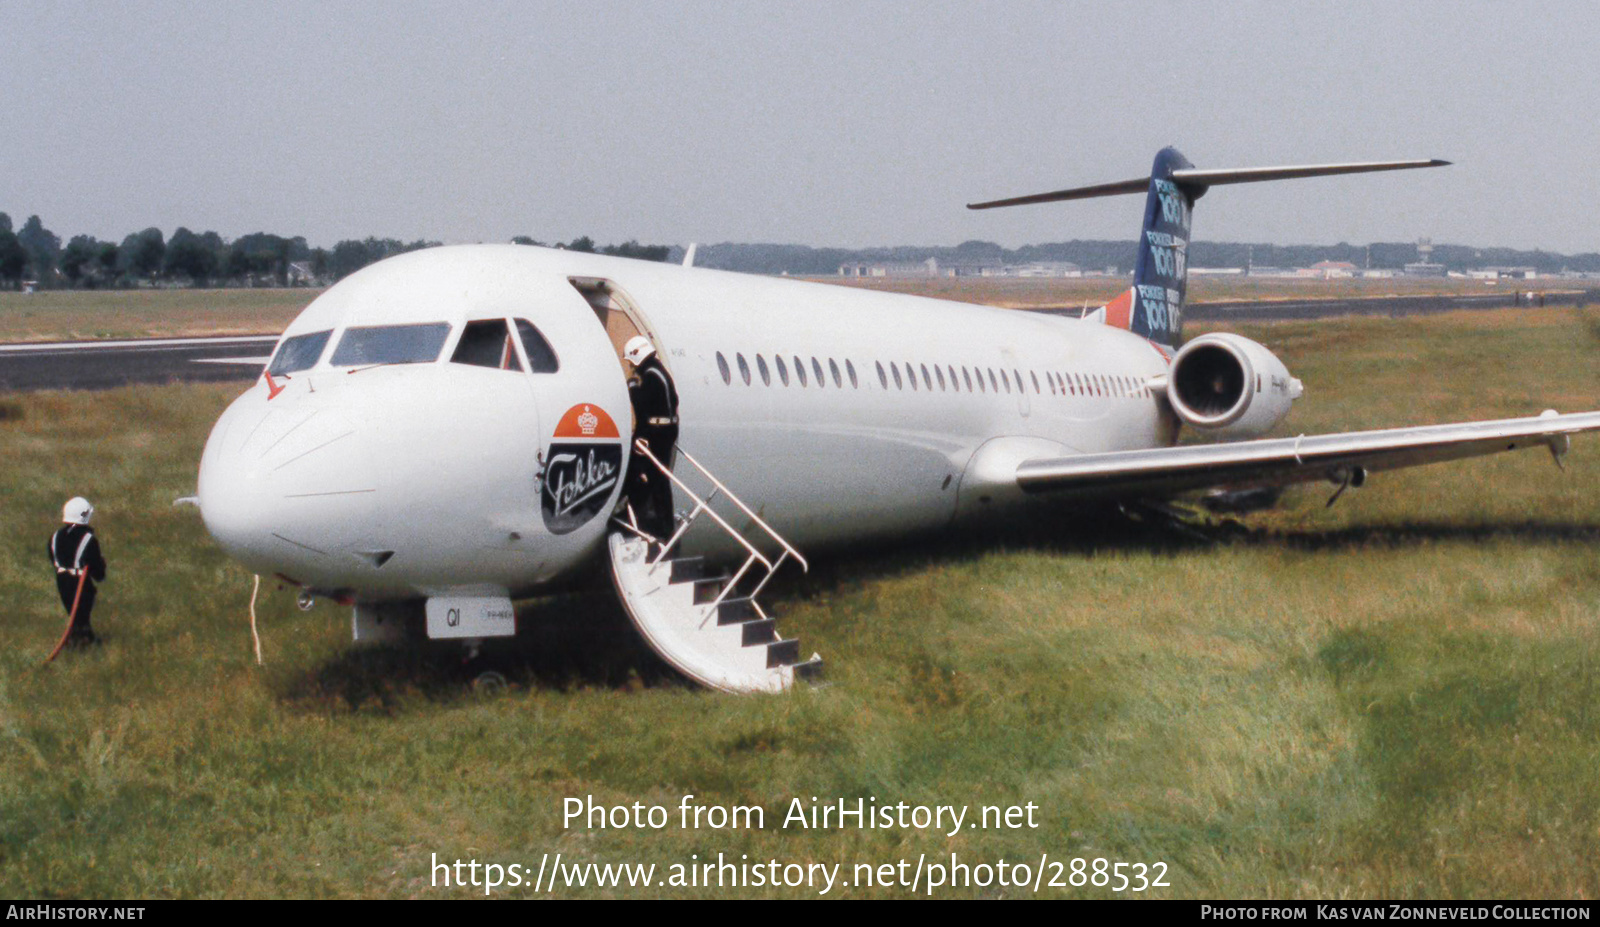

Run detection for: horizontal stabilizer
[[968, 158, 1448, 209]]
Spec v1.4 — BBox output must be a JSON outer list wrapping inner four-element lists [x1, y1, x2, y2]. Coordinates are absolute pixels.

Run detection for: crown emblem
[[577, 406, 599, 436]]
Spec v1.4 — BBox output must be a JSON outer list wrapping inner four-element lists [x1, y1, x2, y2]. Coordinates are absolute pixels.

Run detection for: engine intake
[[1166, 333, 1302, 438]]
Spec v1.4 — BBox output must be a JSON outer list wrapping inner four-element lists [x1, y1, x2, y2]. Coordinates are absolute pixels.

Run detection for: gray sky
[[3, 0, 1596, 252]]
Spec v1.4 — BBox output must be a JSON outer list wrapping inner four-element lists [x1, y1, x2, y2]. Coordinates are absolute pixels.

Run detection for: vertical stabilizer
[[967, 148, 1449, 350], [1124, 147, 1197, 347]]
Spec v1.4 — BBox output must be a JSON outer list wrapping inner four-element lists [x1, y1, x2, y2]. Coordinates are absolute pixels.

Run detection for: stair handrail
[[644, 441, 810, 574], [627, 439, 772, 571]]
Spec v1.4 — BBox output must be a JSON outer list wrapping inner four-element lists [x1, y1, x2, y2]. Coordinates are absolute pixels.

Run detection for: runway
[[0, 335, 276, 392], [1, 289, 1594, 392]]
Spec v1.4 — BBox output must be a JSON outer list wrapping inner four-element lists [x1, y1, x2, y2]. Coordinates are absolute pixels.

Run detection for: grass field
[[0, 288, 318, 343], [2, 307, 1599, 898]]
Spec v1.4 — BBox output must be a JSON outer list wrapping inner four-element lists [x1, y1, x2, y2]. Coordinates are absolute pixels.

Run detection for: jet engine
[[1165, 333, 1303, 438]]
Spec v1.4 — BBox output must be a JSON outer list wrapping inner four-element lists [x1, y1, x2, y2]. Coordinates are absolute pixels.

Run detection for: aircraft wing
[[1015, 410, 1600, 500]]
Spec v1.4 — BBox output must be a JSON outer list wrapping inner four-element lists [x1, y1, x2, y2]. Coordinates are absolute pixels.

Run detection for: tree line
[[0, 211, 672, 291]]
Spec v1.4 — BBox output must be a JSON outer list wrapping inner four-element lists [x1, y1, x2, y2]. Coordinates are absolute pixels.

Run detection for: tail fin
[[969, 149, 1448, 349]]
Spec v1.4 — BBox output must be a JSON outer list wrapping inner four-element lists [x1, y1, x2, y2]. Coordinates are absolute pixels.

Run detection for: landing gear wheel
[[471, 670, 508, 695]]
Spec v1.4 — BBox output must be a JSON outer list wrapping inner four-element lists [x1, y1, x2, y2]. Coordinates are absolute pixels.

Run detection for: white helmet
[[63, 496, 94, 525], [623, 336, 656, 365]]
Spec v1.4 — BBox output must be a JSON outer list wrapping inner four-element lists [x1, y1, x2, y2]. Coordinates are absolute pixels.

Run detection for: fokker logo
[[553, 402, 619, 439], [541, 441, 624, 534]]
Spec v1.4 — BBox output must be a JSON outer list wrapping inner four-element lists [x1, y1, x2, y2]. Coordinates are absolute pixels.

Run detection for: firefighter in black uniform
[[48, 496, 107, 646], [622, 336, 680, 540]]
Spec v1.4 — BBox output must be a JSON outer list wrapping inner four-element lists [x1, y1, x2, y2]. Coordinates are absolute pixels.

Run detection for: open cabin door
[[568, 277, 668, 381]]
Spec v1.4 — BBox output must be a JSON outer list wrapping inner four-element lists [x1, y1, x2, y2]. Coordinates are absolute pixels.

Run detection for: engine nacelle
[[1165, 333, 1303, 438]]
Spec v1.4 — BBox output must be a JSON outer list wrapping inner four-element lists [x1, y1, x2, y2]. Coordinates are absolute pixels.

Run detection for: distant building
[[838, 258, 935, 277], [1305, 260, 1358, 279], [1474, 266, 1539, 280], [838, 257, 1003, 278], [1403, 262, 1447, 277], [1003, 261, 1081, 277]]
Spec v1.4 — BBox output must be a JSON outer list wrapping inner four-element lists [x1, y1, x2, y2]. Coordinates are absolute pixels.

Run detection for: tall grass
[[0, 307, 1597, 898]]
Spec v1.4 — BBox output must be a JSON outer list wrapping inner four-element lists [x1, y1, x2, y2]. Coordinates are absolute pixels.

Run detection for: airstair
[[608, 439, 823, 694]]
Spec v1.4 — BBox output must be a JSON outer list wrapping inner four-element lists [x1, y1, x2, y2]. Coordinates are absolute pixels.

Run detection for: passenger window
[[736, 352, 751, 385], [829, 358, 842, 388], [452, 319, 523, 371], [267, 329, 332, 376], [876, 361, 887, 389], [921, 364, 932, 390], [988, 369, 999, 393], [812, 357, 825, 388], [906, 361, 918, 391], [947, 365, 958, 391], [935, 366, 946, 391], [846, 359, 859, 388], [1031, 371, 1040, 394], [716, 351, 731, 385], [331, 322, 451, 367], [963, 367, 974, 392], [756, 354, 771, 386], [776, 354, 789, 386], [891, 363, 903, 390], [514, 319, 559, 372], [794, 355, 807, 387]]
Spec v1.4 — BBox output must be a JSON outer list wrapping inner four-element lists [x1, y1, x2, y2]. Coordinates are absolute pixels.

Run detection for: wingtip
[[1430, 159, 1453, 167]]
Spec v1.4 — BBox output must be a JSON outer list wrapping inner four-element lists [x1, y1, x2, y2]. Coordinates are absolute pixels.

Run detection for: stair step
[[766, 638, 801, 668], [716, 597, 762, 625], [741, 618, 778, 646], [667, 557, 710, 583], [688, 574, 735, 605], [793, 654, 825, 682]]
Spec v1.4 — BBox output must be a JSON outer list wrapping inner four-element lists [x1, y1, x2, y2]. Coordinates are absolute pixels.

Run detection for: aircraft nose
[[198, 395, 380, 582]]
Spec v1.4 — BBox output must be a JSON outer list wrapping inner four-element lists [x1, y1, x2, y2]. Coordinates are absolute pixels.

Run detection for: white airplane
[[196, 148, 1600, 693]]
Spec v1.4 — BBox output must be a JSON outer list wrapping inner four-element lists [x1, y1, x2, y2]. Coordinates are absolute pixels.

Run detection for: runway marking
[[0, 335, 278, 353], [191, 356, 272, 366]]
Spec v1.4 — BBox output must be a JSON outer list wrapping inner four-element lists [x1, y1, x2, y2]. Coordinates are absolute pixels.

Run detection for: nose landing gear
[[459, 639, 511, 695]]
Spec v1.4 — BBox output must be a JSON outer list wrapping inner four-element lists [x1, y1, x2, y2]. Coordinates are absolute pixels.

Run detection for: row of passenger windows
[[267, 319, 559, 377], [713, 351, 1154, 400]]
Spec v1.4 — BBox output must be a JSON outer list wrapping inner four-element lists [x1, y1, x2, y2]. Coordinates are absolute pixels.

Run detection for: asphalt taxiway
[[0, 335, 276, 391]]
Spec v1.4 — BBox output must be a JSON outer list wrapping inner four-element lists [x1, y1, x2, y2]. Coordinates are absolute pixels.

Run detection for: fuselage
[[198, 244, 1177, 602]]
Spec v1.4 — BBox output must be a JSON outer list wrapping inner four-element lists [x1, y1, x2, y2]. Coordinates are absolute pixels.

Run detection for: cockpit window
[[515, 319, 560, 373], [267, 330, 331, 376], [452, 319, 523, 371], [330, 323, 451, 367]]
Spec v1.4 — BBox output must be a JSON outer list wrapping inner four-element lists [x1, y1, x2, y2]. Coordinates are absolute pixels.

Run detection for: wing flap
[[1016, 411, 1600, 499]]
